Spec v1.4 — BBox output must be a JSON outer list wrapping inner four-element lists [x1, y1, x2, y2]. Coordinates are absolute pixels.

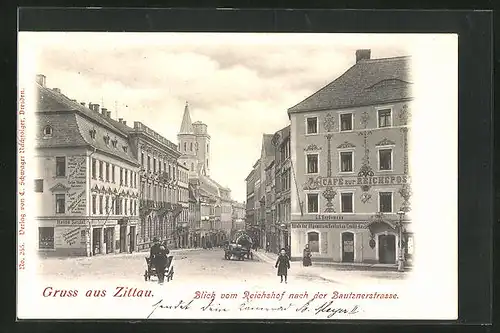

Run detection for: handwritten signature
[[147, 298, 360, 319]]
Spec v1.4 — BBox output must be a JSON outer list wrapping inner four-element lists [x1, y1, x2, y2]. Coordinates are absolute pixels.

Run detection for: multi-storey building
[[264, 159, 276, 251], [219, 187, 233, 238], [110, 120, 182, 251], [34, 75, 140, 256], [288, 49, 413, 264], [176, 162, 190, 247], [272, 125, 292, 253], [245, 166, 257, 232], [188, 183, 201, 247]]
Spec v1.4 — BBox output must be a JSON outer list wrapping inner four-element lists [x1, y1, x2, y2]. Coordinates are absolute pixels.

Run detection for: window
[[99, 161, 103, 180], [124, 199, 128, 215], [207, 144, 209, 153], [147, 156, 151, 172], [340, 113, 353, 131], [105, 196, 110, 214], [55, 194, 65, 214], [158, 161, 162, 174], [306, 154, 319, 174], [141, 153, 144, 166], [168, 165, 172, 179], [378, 109, 392, 128], [111, 165, 115, 183], [379, 192, 393, 213], [43, 126, 53, 137], [34, 179, 43, 192], [184, 142, 187, 151], [206, 159, 209, 168], [91, 158, 96, 179], [89, 129, 96, 139], [120, 168, 123, 185], [340, 151, 353, 172], [341, 193, 353, 213], [306, 117, 318, 134], [164, 162, 166, 173], [307, 231, 319, 253], [39, 227, 54, 249], [125, 170, 128, 186], [92, 195, 97, 214], [55, 157, 66, 177], [153, 158, 156, 173], [99, 196, 103, 214], [190, 143, 193, 151], [379, 149, 392, 171], [105, 163, 110, 182], [191, 163, 194, 171], [307, 193, 319, 213], [123, 146, 128, 153], [115, 198, 121, 215]]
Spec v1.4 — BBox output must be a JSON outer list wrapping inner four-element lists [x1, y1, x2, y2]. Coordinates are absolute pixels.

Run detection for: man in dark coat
[[275, 248, 291, 283], [150, 238, 169, 284]]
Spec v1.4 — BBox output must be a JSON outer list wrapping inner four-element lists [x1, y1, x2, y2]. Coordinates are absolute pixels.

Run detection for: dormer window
[[103, 134, 110, 146], [89, 128, 97, 139], [111, 139, 118, 148], [43, 126, 53, 137], [123, 145, 128, 153]]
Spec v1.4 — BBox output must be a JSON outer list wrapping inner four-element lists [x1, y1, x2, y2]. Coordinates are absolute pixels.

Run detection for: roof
[[36, 84, 139, 165], [179, 102, 194, 134], [199, 175, 221, 198], [288, 56, 412, 113]]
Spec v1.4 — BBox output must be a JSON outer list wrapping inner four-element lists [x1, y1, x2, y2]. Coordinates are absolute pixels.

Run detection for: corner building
[[288, 50, 414, 264], [34, 75, 140, 256]]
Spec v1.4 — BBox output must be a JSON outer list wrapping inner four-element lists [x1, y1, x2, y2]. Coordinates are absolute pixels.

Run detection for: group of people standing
[[274, 244, 313, 283]]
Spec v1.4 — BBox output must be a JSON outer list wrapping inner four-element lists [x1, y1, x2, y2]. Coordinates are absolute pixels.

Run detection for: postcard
[[17, 32, 458, 320]]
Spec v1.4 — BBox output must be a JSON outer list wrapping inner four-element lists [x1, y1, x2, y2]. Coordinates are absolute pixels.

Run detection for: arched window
[[190, 142, 193, 151], [207, 144, 209, 153], [43, 125, 53, 137], [183, 142, 187, 151], [307, 231, 319, 253]]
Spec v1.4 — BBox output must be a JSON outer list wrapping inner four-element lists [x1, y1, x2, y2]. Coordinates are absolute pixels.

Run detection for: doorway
[[92, 228, 102, 255], [378, 234, 396, 264], [129, 226, 136, 253], [341, 232, 354, 263], [120, 225, 127, 253]]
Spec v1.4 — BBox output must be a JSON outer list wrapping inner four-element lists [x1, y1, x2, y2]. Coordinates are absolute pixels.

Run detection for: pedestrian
[[303, 244, 312, 267], [266, 241, 270, 253], [275, 248, 290, 284]]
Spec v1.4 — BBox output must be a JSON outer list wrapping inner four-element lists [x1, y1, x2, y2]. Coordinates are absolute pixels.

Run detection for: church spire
[[179, 101, 194, 134]]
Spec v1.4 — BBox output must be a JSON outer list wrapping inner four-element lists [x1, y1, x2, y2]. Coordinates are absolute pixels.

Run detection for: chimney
[[53, 88, 61, 93], [356, 49, 371, 63], [36, 74, 46, 87], [106, 111, 111, 118], [94, 104, 100, 113], [123, 121, 127, 126], [118, 118, 123, 123], [101, 107, 107, 116], [80, 102, 86, 107]]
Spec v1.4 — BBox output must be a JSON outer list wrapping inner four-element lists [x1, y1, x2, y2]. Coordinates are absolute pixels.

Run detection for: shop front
[[38, 218, 89, 257], [290, 214, 411, 264]]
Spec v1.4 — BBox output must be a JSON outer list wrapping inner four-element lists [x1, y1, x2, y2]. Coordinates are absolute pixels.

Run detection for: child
[[275, 248, 290, 283]]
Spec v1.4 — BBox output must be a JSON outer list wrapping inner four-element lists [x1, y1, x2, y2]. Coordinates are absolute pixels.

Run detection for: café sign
[[316, 174, 409, 187]]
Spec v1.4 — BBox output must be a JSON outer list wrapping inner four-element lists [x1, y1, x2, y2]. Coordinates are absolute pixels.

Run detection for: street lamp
[[396, 210, 406, 272]]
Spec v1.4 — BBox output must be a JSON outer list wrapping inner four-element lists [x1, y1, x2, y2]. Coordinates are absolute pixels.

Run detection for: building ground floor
[[289, 218, 413, 265], [38, 217, 139, 257]]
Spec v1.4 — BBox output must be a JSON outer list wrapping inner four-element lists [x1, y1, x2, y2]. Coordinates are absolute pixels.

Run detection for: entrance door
[[129, 226, 136, 253], [378, 234, 396, 264], [105, 227, 114, 253], [120, 226, 127, 253], [92, 228, 101, 255], [342, 232, 355, 263]]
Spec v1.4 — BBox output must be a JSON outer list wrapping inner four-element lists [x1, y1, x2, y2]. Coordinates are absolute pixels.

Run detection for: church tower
[[192, 120, 211, 177], [177, 102, 199, 178]]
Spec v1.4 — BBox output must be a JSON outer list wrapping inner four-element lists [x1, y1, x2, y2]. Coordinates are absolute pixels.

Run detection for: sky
[[27, 32, 411, 202]]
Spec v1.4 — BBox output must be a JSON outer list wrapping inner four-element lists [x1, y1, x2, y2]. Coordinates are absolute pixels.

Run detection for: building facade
[[116, 121, 183, 251], [288, 50, 413, 264], [35, 75, 140, 256], [271, 125, 292, 254], [231, 201, 246, 238], [176, 162, 190, 247]]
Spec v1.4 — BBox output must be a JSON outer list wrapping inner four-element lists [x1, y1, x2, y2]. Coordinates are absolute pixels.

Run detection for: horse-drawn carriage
[[144, 255, 174, 282], [224, 231, 254, 261]]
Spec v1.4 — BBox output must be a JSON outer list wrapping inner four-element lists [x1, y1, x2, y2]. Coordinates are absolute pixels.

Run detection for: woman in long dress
[[303, 244, 312, 267], [275, 248, 290, 283]]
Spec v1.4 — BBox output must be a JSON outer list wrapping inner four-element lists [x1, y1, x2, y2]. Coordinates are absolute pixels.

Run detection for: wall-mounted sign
[[317, 175, 410, 187], [57, 219, 87, 226], [292, 222, 368, 229]]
